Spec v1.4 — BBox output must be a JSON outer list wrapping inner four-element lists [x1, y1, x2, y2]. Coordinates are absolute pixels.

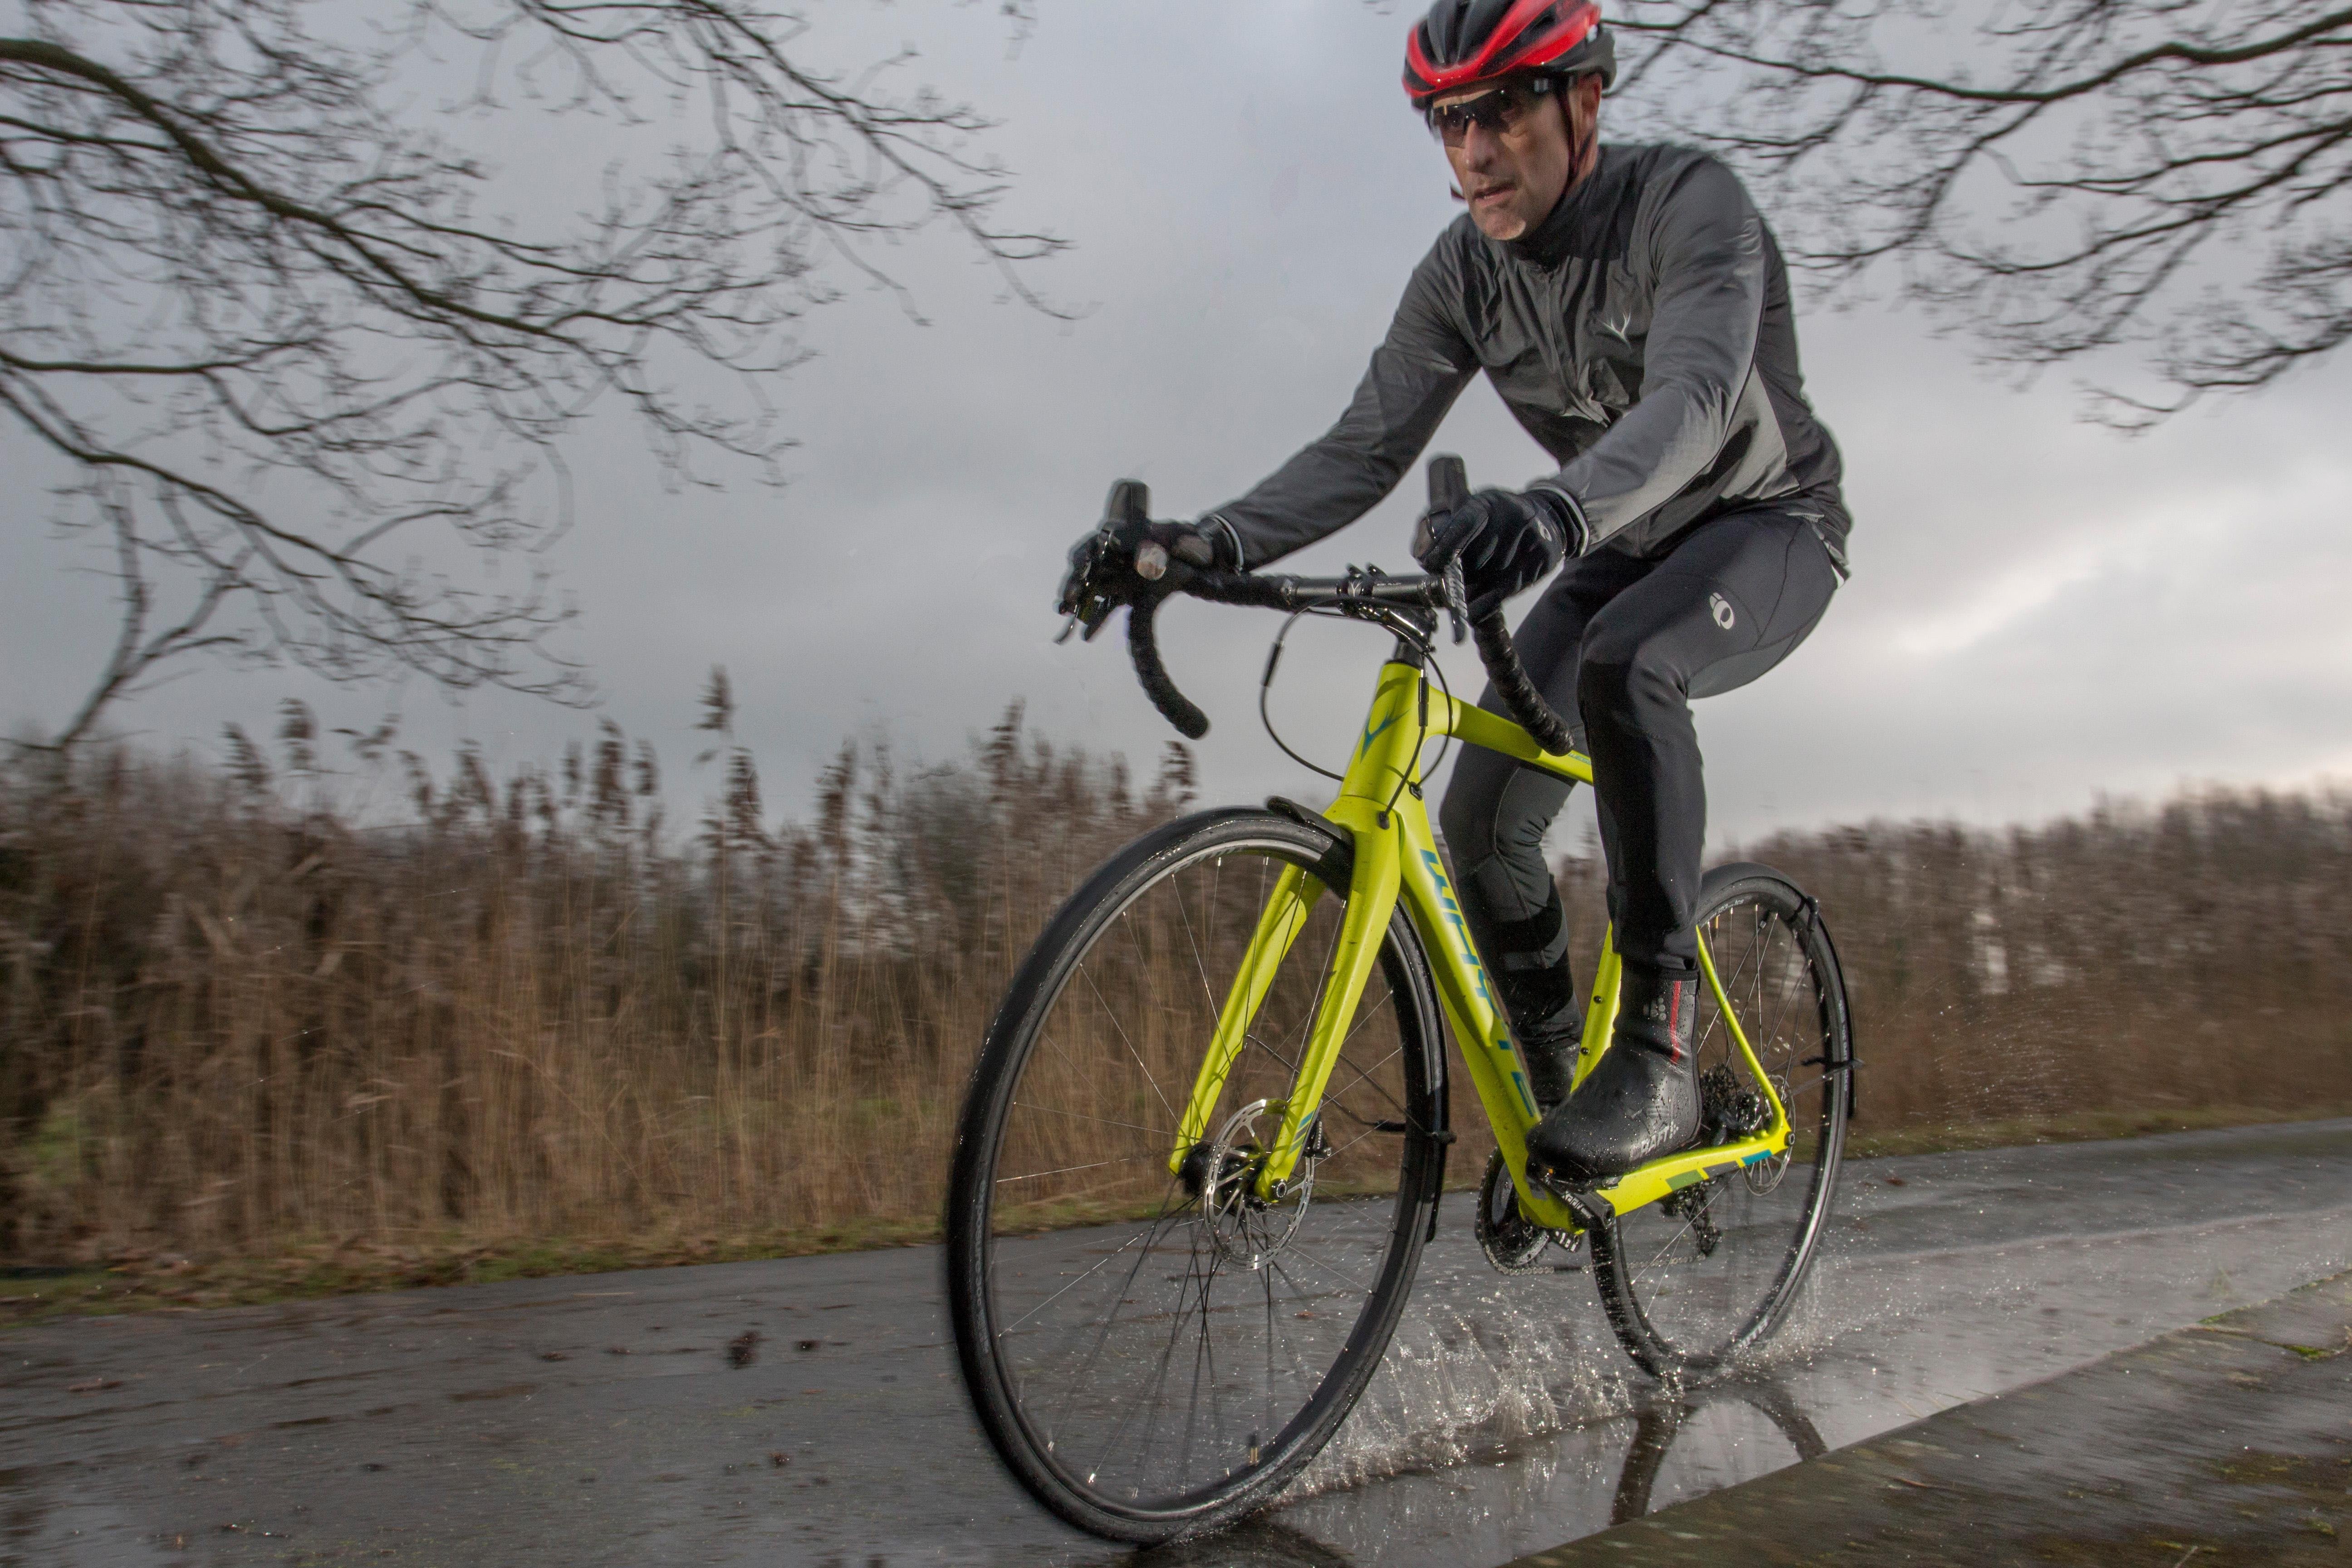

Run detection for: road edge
[[1505, 1268, 2352, 1567]]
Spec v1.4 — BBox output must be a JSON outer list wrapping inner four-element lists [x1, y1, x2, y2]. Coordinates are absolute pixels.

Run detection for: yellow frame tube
[[1578, 928, 1793, 1216], [1166, 863, 1322, 1173], [1696, 930, 1793, 1140], [1163, 660, 1797, 1228]]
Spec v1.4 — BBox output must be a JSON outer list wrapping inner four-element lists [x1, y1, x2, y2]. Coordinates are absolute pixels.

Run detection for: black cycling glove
[[1413, 487, 1585, 615], [1057, 516, 1242, 636]]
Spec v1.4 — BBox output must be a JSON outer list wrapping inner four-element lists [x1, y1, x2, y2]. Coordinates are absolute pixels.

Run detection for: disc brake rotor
[[1198, 1098, 1319, 1270], [1700, 1062, 1792, 1196]]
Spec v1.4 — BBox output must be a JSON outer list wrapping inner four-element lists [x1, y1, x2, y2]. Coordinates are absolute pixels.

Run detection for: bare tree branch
[[1610, 0, 2352, 416], [2, 0, 1062, 751]]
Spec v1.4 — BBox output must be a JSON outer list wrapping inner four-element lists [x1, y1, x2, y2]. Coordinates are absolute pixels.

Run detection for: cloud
[[3, 0, 2345, 854]]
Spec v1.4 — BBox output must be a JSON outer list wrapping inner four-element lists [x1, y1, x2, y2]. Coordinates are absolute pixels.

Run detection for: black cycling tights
[[1439, 503, 1840, 1000]]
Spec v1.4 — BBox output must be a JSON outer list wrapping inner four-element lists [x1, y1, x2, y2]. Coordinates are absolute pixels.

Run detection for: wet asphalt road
[[1510, 1268, 2352, 1567], [5, 1118, 2351, 1568]]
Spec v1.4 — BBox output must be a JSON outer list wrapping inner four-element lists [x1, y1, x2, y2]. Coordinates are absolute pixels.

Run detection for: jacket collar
[[1501, 145, 1619, 268]]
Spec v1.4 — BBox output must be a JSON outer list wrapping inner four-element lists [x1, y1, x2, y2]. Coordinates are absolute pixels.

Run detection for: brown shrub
[[3, 698, 2344, 1263]]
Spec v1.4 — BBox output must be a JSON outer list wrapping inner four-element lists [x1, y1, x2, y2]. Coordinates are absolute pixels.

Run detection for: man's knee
[[1438, 746, 1510, 860], [1576, 627, 1686, 726]]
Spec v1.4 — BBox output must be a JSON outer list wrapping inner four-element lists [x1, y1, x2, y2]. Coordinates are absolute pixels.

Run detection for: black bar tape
[[1127, 593, 1210, 740], [1471, 605, 1575, 755], [1185, 570, 1300, 610]]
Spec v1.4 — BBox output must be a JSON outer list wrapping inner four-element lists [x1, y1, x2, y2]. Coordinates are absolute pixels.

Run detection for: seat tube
[[1576, 931, 1622, 1092]]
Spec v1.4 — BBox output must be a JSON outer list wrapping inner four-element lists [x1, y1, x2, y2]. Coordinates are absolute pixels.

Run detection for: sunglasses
[[1425, 77, 1558, 147]]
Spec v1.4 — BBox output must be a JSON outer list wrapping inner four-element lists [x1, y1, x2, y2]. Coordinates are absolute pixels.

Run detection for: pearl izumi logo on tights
[[1709, 592, 1735, 630]]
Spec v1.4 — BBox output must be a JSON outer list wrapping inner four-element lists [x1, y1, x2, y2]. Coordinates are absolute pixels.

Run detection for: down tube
[[1393, 804, 1582, 1233]]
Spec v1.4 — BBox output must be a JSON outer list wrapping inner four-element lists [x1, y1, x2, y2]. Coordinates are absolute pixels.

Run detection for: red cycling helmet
[[1404, 0, 1617, 107]]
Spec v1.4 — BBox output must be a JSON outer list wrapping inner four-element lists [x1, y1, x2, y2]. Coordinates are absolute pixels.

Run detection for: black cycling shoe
[[1525, 964, 1702, 1184]]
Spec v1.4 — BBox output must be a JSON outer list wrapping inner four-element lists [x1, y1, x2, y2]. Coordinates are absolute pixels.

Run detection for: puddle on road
[[1231, 1200, 2352, 1568]]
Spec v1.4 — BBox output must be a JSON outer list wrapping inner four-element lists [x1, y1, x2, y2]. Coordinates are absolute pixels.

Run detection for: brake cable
[[1257, 607, 1352, 782], [1256, 600, 1457, 816]]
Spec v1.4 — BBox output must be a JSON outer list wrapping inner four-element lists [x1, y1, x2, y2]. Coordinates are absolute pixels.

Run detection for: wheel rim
[[1602, 888, 1846, 1370], [975, 833, 1433, 1515]]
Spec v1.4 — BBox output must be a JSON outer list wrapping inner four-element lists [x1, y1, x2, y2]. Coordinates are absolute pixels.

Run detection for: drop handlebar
[[1106, 456, 1576, 756]]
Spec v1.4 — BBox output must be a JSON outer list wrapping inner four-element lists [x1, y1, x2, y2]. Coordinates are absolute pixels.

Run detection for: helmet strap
[[1561, 75, 1597, 193]]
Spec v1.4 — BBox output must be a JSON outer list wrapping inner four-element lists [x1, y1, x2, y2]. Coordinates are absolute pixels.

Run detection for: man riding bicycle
[[1060, 0, 1848, 1186]]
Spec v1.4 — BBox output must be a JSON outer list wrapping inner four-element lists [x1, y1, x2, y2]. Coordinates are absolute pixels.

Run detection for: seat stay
[[1697, 923, 1793, 1141], [1576, 926, 1794, 1217]]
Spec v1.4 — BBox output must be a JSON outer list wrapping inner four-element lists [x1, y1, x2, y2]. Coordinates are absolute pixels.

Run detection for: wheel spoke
[[1598, 881, 1846, 1377], [1077, 959, 1183, 1131], [963, 825, 1435, 1519]]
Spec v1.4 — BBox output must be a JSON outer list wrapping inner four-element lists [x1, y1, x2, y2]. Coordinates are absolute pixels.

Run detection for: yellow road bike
[[947, 459, 1854, 1543]]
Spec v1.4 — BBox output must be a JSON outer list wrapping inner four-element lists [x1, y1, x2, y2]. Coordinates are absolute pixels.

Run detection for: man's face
[[1435, 74, 1601, 241]]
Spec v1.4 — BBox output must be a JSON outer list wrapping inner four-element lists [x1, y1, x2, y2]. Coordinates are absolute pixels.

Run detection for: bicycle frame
[[1166, 654, 1793, 1234]]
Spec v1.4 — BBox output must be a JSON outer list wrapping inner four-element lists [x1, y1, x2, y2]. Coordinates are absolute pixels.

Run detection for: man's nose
[[1460, 120, 1505, 167]]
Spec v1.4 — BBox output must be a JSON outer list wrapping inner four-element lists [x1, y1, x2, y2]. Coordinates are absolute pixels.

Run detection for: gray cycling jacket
[[1209, 143, 1848, 570]]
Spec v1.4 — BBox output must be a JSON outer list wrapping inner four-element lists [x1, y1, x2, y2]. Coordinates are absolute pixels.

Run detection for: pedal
[[1524, 1161, 1612, 1231]]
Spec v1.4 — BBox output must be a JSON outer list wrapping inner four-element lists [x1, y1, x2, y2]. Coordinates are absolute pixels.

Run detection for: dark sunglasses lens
[[1427, 87, 1533, 145]]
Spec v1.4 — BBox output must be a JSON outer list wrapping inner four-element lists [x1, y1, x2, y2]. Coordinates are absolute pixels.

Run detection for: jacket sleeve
[[1206, 240, 1477, 569], [1529, 157, 1766, 548]]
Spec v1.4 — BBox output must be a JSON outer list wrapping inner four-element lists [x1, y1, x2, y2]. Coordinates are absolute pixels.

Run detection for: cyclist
[[1060, 0, 1847, 1183]]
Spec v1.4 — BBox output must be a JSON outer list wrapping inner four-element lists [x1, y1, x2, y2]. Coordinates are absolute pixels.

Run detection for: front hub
[[1191, 1100, 1320, 1269]]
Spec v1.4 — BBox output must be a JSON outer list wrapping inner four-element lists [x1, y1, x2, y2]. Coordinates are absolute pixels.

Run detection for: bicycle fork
[[1166, 796, 1403, 1200]]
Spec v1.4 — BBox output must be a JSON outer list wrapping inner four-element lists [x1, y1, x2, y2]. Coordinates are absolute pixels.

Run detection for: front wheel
[[946, 808, 1448, 1542], [1591, 862, 1853, 1379]]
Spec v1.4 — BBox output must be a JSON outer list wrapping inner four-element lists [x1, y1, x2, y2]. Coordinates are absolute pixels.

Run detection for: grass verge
[[1842, 1101, 2352, 1161], [9, 1103, 2346, 1330], [0, 1217, 944, 1329]]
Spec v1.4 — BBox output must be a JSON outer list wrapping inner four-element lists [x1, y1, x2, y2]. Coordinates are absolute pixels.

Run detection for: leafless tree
[[1611, 0, 2352, 419], [2, 0, 1057, 754]]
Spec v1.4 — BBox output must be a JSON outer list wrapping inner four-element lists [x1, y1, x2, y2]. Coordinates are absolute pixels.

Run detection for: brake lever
[[1441, 557, 1469, 646], [1055, 516, 1124, 643]]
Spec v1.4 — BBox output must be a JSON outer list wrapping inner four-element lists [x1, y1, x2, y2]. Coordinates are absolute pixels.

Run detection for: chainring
[[1475, 1148, 1561, 1275]]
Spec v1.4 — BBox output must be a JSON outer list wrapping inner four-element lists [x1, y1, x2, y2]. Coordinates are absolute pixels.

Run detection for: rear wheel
[[946, 808, 1447, 1542], [1591, 863, 1852, 1379]]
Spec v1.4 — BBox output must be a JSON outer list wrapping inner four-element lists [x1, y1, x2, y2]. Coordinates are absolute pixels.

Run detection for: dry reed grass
[[4, 688, 2347, 1267]]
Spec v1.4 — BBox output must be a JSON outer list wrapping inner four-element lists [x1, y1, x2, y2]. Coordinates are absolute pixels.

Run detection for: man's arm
[[1205, 242, 1478, 570], [1529, 156, 1767, 547]]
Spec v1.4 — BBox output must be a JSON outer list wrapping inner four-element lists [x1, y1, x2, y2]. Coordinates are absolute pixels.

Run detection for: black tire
[[1590, 862, 1852, 1379], [946, 808, 1449, 1543]]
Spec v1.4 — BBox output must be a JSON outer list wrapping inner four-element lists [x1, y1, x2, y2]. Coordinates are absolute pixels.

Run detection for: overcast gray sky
[[7, 1, 2349, 848]]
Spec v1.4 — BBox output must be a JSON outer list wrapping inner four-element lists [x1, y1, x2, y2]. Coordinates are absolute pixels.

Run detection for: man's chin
[[1472, 208, 1531, 241]]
